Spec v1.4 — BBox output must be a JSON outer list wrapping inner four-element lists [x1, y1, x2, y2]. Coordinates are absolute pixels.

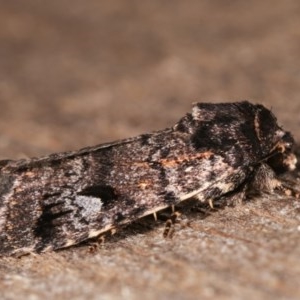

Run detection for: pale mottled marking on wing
[[179, 176, 235, 202], [88, 224, 116, 239], [191, 104, 212, 121], [11, 246, 36, 257], [133, 151, 216, 195], [40, 245, 54, 253], [166, 154, 236, 200], [63, 239, 78, 248], [0, 175, 23, 231], [254, 110, 262, 141], [195, 182, 236, 202], [74, 195, 103, 218]]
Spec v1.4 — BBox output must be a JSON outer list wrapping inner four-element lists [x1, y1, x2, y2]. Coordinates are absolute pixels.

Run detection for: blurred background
[[0, 0, 300, 159], [1, 2, 300, 300]]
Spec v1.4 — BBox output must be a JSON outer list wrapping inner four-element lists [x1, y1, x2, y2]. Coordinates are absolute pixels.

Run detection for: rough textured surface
[[0, 1, 300, 299]]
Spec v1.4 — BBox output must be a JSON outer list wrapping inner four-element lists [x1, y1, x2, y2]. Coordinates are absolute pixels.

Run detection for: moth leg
[[88, 227, 117, 253], [163, 211, 181, 238], [224, 183, 249, 206], [171, 204, 175, 213], [250, 163, 281, 193], [275, 182, 300, 198], [250, 163, 299, 197], [88, 235, 106, 253]]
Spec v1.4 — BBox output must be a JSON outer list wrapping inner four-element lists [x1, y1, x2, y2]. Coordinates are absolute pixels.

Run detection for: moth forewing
[[0, 101, 297, 256]]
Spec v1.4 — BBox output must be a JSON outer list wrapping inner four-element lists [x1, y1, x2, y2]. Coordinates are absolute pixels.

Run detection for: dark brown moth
[[0, 101, 297, 256]]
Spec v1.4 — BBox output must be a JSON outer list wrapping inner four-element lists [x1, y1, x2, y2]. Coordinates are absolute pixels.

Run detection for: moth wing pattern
[[0, 101, 297, 256]]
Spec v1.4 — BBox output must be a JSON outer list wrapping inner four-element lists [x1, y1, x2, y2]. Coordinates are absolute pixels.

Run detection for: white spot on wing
[[185, 166, 194, 172], [74, 195, 103, 218]]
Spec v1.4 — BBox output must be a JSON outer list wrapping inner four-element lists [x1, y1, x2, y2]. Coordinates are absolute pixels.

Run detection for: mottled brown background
[[0, 1, 300, 299]]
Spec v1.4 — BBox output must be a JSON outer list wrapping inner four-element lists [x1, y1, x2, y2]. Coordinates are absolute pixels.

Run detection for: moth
[[0, 101, 297, 256]]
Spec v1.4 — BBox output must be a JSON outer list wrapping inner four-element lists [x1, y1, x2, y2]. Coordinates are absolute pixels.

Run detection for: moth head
[[253, 104, 297, 173], [266, 130, 297, 173]]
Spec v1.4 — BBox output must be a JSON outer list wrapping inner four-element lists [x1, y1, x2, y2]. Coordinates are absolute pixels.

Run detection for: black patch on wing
[[175, 113, 195, 132], [0, 174, 15, 199], [140, 134, 152, 145], [163, 191, 176, 204], [79, 184, 136, 210], [149, 162, 170, 187], [34, 202, 73, 251], [79, 185, 117, 208], [191, 122, 236, 151]]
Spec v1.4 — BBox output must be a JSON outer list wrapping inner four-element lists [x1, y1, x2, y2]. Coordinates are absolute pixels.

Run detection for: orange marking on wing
[[24, 171, 36, 178], [159, 151, 213, 168], [138, 179, 153, 189], [132, 151, 213, 169], [133, 162, 149, 168]]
